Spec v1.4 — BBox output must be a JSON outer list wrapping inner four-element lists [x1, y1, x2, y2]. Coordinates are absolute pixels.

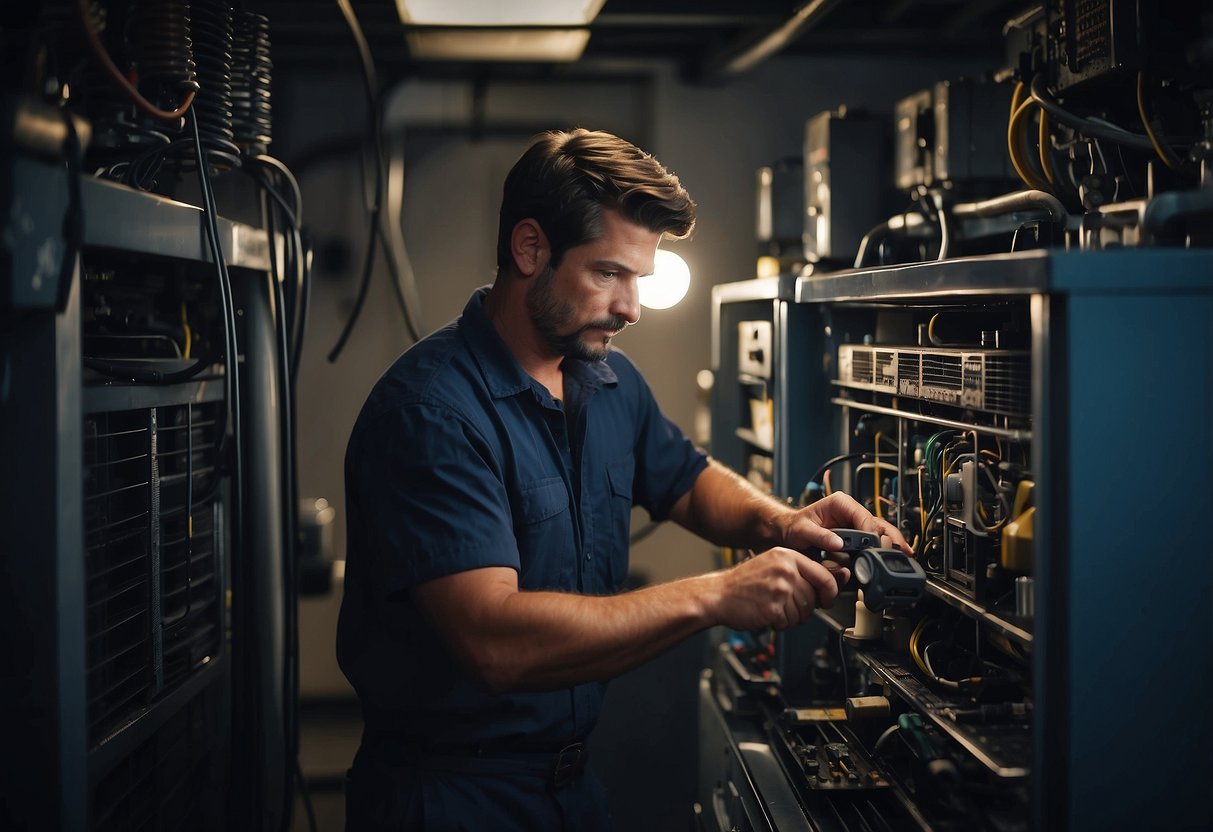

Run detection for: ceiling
[[259, 0, 1028, 83]]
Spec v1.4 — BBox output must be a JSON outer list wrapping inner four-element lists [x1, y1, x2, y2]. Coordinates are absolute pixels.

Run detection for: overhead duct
[[702, 0, 842, 80]]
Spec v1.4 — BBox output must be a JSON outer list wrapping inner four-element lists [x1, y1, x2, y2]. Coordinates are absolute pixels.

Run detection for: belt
[[361, 734, 589, 791]]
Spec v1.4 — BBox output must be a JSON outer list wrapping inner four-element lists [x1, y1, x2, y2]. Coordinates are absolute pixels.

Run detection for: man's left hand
[[777, 492, 912, 558]]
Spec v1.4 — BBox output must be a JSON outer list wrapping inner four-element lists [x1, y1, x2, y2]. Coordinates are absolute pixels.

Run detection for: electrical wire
[[873, 433, 882, 518], [77, 0, 197, 122], [189, 110, 248, 821], [181, 302, 192, 359], [1009, 93, 1052, 193], [83, 353, 215, 384], [873, 723, 901, 752], [328, 0, 386, 363], [1038, 108, 1055, 185], [917, 465, 927, 538], [265, 202, 301, 832], [1028, 74, 1155, 151], [1135, 71, 1184, 171]]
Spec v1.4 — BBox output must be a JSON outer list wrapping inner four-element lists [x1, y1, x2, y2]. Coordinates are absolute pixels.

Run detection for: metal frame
[[2, 157, 280, 829], [703, 247, 1213, 829]]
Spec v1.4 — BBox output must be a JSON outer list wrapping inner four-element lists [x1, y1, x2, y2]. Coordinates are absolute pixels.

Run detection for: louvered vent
[[875, 350, 896, 389], [984, 354, 1031, 416], [897, 352, 920, 385], [84, 401, 224, 745], [157, 403, 224, 692], [921, 354, 964, 390], [850, 349, 874, 384], [85, 410, 153, 743]]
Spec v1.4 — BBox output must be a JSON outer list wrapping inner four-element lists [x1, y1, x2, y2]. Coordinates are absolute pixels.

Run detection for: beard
[[526, 265, 627, 362]]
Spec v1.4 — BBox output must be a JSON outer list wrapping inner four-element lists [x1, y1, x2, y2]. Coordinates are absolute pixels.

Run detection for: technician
[[338, 128, 909, 831]]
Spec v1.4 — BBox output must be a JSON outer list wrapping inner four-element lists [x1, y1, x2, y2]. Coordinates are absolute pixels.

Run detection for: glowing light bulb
[[638, 249, 691, 310]]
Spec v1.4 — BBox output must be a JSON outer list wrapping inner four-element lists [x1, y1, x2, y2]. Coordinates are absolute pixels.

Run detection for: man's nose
[[612, 277, 641, 326]]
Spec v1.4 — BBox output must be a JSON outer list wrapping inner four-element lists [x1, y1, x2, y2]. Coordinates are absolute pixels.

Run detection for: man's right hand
[[711, 547, 849, 632]]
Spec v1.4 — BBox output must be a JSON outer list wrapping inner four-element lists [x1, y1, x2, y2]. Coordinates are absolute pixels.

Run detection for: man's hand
[[712, 547, 848, 631], [777, 492, 912, 557]]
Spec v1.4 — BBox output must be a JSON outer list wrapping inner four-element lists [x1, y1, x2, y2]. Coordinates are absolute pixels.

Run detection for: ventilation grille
[[921, 354, 964, 391], [85, 410, 153, 744], [850, 349, 874, 384], [984, 354, 1032, 416], [91, 693, 216, 832], [837, 344, 1031, 417], [84, 402, 225, 745]]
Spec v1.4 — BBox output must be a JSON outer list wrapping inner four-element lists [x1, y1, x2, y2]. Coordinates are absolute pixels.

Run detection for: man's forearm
[[415, 567, 728, 694], [669, 458, 795, 550]]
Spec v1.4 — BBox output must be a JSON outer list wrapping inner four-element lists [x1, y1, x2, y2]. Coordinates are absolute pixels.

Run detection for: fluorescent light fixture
[[639, 250, 691, 310], [405, 28, 591, 61], [396, 0, 606, 26]]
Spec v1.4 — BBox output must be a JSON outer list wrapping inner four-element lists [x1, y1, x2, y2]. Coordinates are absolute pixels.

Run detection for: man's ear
[[510, 219, 549, 279]]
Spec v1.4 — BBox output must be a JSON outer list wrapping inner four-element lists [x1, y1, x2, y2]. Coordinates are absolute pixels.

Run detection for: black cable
[[328, 0, 385, 363], [264, 195, 300, 832], [190, 107, 249, 821], [83, 353, 216, 384], [235, 161, 309, 380], [1028, 74, 1155, 151], [379, 216, 423, 345], [805, 451, 895, 496], [292, 231, 313, 386]]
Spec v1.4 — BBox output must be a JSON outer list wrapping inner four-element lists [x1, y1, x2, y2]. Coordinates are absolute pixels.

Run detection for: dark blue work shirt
[[337, 287, 708, 750]]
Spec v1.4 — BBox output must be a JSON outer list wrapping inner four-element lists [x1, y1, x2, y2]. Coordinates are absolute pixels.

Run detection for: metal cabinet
[[700, 248, 1213, 830], [1, 157, 287, 830]]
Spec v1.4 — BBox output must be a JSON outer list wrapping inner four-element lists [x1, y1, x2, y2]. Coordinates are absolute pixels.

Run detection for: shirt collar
[[461, 286, 618, 400]]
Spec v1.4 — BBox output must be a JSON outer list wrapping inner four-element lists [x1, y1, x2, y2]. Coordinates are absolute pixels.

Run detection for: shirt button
[[585, 551, 592, 561]]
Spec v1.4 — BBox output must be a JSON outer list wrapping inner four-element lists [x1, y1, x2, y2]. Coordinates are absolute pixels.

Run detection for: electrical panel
[[704, 248, 1213, 831], [704, 0, 1213, 827]]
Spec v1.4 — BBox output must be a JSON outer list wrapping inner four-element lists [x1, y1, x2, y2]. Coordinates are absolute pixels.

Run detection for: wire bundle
[[231, 11, 273, 156]]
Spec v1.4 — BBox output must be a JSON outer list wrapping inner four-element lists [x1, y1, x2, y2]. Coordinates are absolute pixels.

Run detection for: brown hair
[[496, 129, 696, 272]]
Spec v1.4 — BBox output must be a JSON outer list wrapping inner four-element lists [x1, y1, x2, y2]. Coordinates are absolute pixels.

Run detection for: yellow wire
[[910, 617, 930, 676], [1038, 108, 1055, 184], [1136, 71, 1182, 171], [1007, 82, 1034, 189], [181, 302, 192, 359], [874, 432, 882, 518], [1009, 96, 1052, 192]]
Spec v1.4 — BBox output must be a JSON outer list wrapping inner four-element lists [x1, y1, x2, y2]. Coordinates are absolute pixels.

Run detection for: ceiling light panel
[[396, 0, 606, 26], [405, 29, 592, 61]]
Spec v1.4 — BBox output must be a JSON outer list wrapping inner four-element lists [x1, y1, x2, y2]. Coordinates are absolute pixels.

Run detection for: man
[[339, 128, 908, 830]]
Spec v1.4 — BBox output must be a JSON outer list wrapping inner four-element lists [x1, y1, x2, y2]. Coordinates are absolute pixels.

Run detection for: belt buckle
[[549, 742, 586, 790]]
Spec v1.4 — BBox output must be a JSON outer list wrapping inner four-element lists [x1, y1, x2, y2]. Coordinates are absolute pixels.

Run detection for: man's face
[[526, 209, 660, 362]]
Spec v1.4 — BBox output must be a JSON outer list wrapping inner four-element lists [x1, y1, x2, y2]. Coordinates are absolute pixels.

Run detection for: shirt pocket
[[605, 456, 635, 591], [515, 477, 574, 589]]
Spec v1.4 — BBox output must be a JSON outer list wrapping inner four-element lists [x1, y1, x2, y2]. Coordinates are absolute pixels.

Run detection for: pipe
[[951, 189, 1069, 223], [704, 0, 842, 79], [1142, 186, 1213, 234]]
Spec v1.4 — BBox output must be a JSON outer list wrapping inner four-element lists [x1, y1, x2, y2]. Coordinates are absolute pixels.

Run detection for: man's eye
[[600, 271, 618, 279]]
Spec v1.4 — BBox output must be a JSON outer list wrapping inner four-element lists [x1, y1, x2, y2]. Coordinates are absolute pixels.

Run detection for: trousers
[[345, 732, 614, 832]]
